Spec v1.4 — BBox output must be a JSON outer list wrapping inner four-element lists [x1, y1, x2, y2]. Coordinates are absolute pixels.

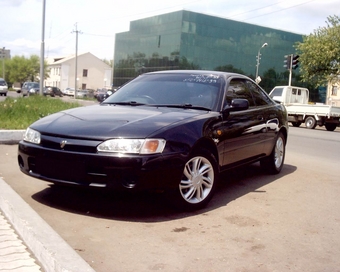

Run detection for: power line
[[82, 32, 115, 37], [239, 0, 316, 22]]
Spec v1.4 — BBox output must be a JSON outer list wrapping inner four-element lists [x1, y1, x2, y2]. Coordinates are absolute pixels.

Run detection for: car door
[[246, 80, 280, 155], [217, 78, 267, 166]]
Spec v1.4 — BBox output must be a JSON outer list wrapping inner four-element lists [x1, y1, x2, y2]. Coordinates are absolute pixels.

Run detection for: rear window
[[0, 80, 7, 86]]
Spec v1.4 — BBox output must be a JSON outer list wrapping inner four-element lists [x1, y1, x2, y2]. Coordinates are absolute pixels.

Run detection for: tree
[[5, 55, 48, 84], [296, 15, 340, 87], [178, 56, 200, 70]]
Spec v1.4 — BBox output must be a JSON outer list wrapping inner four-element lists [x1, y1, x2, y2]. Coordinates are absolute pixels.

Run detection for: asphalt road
[[1, 126, 340, 271]]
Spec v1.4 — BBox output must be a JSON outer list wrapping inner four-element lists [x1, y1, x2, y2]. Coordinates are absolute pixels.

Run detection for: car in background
[[63, 87, 75, 96], [95, 89, 106, 100], [20, 82, 39, 96], [18, 70, 289, 210], [76, 89, 88, 98], [96, 89, 114, 102], [44, 86, 63, 97], [0, 78, 8, 96]]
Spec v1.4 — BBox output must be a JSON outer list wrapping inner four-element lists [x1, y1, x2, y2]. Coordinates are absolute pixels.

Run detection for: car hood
[[31, 104, 208, 139]]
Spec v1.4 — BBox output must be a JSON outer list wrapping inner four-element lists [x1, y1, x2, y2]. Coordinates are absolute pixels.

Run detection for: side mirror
[[223, 98, 249, 113]]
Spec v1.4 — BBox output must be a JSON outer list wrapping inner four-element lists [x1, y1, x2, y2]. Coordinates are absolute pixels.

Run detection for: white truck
[[269, 86, 340, 131]]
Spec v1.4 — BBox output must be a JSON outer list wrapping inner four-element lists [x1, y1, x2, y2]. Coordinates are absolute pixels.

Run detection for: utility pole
[[40, 0, 46, 95], [72, 23, 82, 99], [1, 47, 5, 79]]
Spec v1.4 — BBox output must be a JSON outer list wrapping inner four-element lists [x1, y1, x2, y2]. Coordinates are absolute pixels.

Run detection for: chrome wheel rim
[[180, 156, 214, 204], [274, 136, 284, 169]]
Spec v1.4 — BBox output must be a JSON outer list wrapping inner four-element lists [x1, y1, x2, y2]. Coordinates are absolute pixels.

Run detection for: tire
[[291, 122, 301, 127], [325, 123, 337, 131], [261, 132, 286, 174], [305, 116, 317, 129], [173, 149, 218, 210]]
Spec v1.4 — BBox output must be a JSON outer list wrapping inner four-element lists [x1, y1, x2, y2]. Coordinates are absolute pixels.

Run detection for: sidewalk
[[0, 210, 42, 272], [0, 130, 95, 272]]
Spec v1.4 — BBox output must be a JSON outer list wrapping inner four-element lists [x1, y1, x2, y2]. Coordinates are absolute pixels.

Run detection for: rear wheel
[[261, 132, 285, 174], [291, 122, 301, 127], [305, 116, 317, 129], [325, 123, 337, 131], [173, 149, 218, 210]]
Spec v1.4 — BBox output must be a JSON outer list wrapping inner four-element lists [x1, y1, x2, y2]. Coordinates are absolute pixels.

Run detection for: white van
[[0, 78, 8, 96]]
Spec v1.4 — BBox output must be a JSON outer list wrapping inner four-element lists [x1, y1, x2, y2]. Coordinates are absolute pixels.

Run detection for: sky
[[0, 0, 338, 61]]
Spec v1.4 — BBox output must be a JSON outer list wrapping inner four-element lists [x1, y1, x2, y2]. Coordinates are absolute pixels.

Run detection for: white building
[[45, 52, 112, 91], [327, 81, 340, 107]]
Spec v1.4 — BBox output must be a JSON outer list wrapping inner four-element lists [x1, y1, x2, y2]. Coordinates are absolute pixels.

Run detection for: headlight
[[97, 139, 166, 154], [23, 128, 41, 144]]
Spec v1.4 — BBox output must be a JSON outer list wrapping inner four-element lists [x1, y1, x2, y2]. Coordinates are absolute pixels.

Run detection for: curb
[[0, 178, 95, 272], [0, 130, 25, 144], [0, 130, 95, 272]]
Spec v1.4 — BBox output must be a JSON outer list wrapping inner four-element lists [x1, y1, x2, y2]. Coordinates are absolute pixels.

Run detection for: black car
[[44, 86, 63, 97], [96, 89, 114, 102], [18, 70, 288, 210]]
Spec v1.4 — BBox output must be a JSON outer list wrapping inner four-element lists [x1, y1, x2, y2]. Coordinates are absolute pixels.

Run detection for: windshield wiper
[[148, 103, 211, 111], [102, 102, 211, 111], [102, 101, 145, 106]]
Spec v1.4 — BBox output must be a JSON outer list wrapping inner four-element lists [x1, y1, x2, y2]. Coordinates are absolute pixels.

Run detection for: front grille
[[41, 135, 101, 154]]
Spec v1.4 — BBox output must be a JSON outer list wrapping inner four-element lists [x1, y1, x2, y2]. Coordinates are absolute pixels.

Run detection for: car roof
[[144, 70, 248, 80]]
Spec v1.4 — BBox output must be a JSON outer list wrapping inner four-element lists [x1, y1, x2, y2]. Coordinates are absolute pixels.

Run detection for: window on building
[[83, 69, 88, 77], [331, 86, 337, 96]]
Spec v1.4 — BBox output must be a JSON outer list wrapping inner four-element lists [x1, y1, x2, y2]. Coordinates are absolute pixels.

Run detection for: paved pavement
[[0, 210, 41, 272], [0, 130, 95, 272]]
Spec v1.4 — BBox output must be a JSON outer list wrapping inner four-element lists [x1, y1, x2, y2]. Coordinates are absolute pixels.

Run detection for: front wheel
[[173, 149, 218, 210], [261, 132, 286, 174], [305, 116, 316, 129]]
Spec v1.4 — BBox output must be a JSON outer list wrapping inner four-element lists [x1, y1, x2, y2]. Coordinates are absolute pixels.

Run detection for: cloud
[[1, 0, 26, 7]]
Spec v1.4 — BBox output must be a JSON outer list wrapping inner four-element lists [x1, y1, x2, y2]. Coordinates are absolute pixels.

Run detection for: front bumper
[[18, 140, 185, 191]]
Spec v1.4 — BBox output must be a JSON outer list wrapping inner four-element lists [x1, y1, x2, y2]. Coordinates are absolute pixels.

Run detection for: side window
[[225, 78, 255, 107], [247, 81, 273, 106]]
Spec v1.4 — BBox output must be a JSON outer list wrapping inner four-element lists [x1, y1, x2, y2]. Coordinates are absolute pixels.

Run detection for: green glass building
[[113, 10, 303, 86]]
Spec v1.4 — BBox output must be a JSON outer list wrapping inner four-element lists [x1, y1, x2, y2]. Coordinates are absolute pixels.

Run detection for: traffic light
[[284, 55, 291, 70], [292, 55, 299, 69]]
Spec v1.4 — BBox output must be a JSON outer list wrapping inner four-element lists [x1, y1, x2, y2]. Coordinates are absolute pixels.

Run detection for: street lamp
[[255, 42, 268, 83]]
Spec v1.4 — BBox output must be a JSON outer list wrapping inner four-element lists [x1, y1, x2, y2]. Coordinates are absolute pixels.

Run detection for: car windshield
[[103, 73, 222, 110], [27, 83, 38, 88]]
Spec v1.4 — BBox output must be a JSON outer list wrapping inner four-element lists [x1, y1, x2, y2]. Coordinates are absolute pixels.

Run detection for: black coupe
[[18, 70, 288, 210]]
